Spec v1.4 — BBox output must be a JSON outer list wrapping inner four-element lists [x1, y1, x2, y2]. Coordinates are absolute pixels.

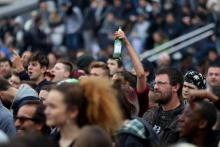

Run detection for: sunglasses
[[15, 116, 37, 123]]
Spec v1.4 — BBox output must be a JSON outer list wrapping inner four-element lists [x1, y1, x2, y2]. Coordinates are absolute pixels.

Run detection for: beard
[[154, 88, 172, 105]]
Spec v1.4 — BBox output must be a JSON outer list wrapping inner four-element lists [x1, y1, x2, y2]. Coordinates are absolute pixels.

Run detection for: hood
[[117, 118, 160, 144], [118, 118, 149, 139], [11, 84, 39, 115], [14, 84, 38, 100]]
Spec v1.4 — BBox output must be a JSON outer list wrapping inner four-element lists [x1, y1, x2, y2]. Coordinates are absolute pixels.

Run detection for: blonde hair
[[80, 77, 123, 136]]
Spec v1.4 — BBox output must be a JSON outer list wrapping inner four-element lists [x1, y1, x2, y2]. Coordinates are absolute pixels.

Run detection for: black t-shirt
[[143, 102, 185, 144]]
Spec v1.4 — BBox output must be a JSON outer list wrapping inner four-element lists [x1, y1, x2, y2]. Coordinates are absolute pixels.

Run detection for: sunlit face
[[44, 90, 72, 127], [0, 61, 11, 78], [107, 59, 121, 76], [153, 74, 172, 105], [207, 67, 220, 88], [51, 63, 67, 82], [21, 51, 32, 68], [8, 75, 21, 89], [39, 90, 49, 104], [15, 105, 41, 136], [28, 61, 45, 81], [182, 81, 198, 99]]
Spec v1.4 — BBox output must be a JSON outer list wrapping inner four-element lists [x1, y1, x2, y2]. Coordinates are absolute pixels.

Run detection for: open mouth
[[28, 71, 32, 77], [45, 71, 55, 78]]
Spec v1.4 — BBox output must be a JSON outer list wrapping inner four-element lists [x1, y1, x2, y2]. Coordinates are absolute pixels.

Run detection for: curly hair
[[80, 77, 123, 136], [52, 77, 123, 136]]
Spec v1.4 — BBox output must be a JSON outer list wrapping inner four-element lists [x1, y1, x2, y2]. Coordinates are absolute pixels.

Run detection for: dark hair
[[29, 52, 49, 68], [52, 83, 88, 127], [76, 55, 94, 74], [112, 80, 132, 119], [195, 100, 217, 129], [141, 58, 155, 83], [57, 59, 74, 73], [0, 77, 11, 91], [108, 56, 123, 68], [19, 100, 51, 135], [0, 58, 12, 66], [208, 63, 220, 68], [156, 67, 183, 96], [40, 84, 54, 92], [114, 71, 136, 89]]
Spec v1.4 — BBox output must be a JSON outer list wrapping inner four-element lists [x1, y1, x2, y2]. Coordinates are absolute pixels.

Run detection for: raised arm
[[114, 31, 146, 92], [11, 54, 30, 81]]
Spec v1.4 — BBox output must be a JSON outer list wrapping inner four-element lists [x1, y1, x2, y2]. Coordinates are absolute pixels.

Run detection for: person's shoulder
[[0, 106, 13, 124], [142, 106, 159, 120], [117, 119, 146, 138], [0, 104, 11, 117], [174, 101, 185, 115], [117, 118, 160, 146]]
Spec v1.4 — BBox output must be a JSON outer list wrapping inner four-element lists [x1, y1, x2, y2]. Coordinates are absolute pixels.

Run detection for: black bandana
[[184, 70, 206, 89]]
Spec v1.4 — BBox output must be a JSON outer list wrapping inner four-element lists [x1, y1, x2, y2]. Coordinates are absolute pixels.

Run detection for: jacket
[[143, 102, 185, 145], [116, 117, 160, 147]]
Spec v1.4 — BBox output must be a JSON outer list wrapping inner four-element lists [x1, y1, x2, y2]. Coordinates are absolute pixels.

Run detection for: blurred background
[[0, 0, 219, 74]]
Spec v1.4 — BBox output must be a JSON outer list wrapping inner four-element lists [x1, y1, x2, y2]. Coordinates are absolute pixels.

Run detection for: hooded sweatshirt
[[11, 84, 39, 116], [116, 117, 159, 147]]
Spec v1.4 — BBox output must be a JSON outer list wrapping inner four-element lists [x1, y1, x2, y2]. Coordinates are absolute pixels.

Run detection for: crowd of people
[[0, 0, 219, 147], [0, 0, 220, 67]]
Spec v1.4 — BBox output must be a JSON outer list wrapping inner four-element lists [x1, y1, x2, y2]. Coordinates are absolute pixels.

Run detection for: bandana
[[184, 71, 206, 89]]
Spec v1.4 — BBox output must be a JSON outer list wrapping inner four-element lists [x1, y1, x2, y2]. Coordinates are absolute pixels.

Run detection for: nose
[[44, 107, 49, 117], [15, 119, 21, 128], [28, 65, 32, 71], [154, 83, 159, 90]]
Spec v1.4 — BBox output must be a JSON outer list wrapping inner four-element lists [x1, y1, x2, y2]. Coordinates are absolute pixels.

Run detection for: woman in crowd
[[44, 77, 122, 147]]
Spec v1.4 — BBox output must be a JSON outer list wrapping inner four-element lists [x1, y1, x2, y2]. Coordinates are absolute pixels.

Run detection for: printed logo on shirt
[[153, 125, 161, 134]]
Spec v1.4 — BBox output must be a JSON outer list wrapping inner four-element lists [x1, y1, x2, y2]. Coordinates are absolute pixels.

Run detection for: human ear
[[172, 83, 180, 93], [35, 123, 43, 132], [198, 119, 208, 129], [41, 66, 47, 74], [64, 71, 70, 78], [69, 109, 79, 120]]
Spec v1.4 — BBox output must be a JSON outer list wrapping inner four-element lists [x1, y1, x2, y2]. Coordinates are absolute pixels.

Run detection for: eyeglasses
[[152, 81, 170, 86], [15, 116, 37, 123]]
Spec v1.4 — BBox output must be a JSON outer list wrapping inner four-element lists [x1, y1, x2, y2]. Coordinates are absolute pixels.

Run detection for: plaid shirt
[[117, 118, 148, 139]]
